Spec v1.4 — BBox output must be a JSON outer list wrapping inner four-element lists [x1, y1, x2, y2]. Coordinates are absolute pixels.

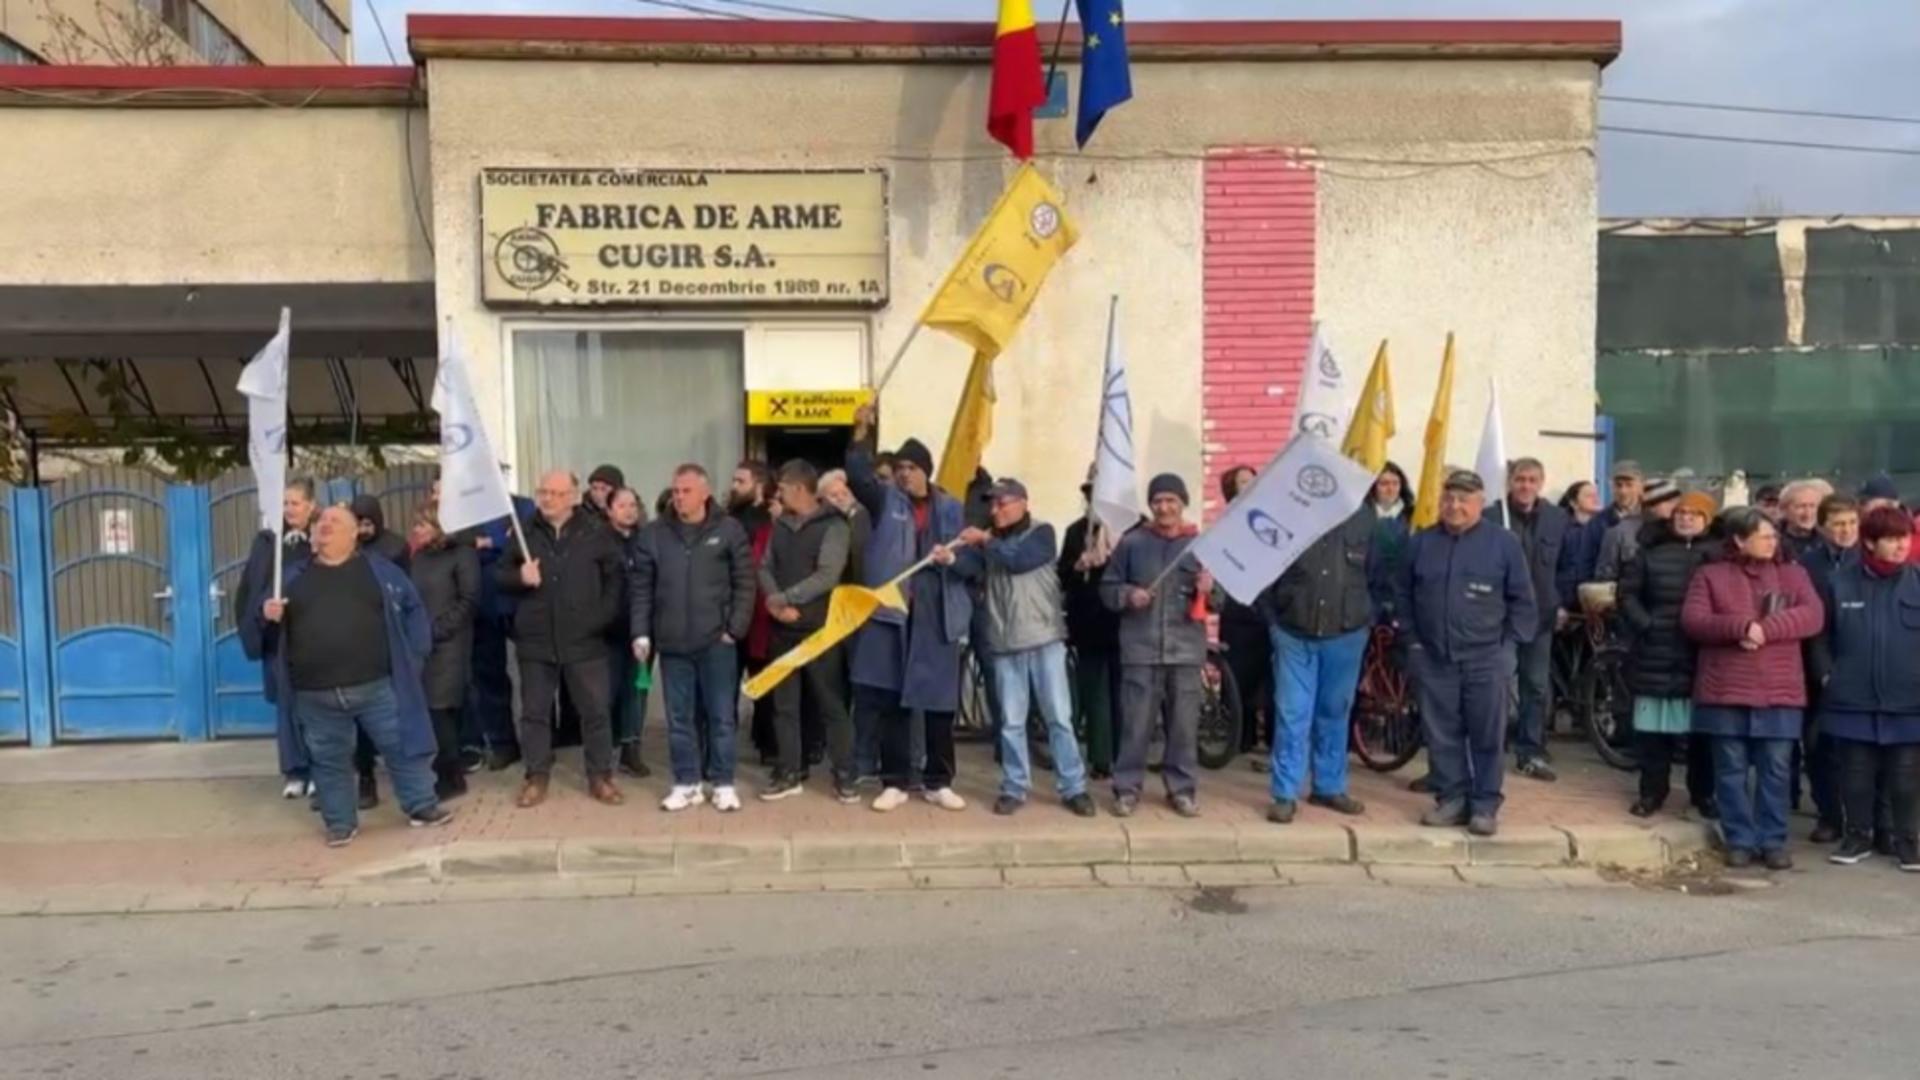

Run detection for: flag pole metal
[[1043, 0, 1075, 90], [873, 322, 924, 394], [506, 503, 533, 563]]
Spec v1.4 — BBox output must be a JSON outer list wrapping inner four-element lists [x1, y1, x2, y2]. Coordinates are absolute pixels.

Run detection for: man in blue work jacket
[[1395, 469, 1538, 836]]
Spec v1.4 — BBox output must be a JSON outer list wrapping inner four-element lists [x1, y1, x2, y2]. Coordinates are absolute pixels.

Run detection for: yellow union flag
[[743, 581, 909, 700], [920, 163, 1079, 357], [935, 350, 997, 498], [1411, 333, 1458, 531], [1340, 339, 1396, 474]]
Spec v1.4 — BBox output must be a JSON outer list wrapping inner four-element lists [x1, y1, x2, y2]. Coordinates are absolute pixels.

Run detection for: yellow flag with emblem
[[935, 350, 997, 498], [920, 163, 1080, 358], [1411, 333, 1458, 531], [743, 581, 909, 701], [1340, 339, 1396, 474]]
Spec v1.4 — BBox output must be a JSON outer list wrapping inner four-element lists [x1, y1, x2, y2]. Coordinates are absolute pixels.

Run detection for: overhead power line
[[1603, 94, 1920, 127], [706, 0, 874, 19], [632, 0, 753, 18], [1600, 125, 1920, 158]]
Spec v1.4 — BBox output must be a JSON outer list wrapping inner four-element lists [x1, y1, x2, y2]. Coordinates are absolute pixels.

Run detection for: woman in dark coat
[[1366, 463, 1414, 617], [235, 477, 319, 799], [1216, 464, 1273, 764], [1810, 506, 1920, 871], [1059, 473, 1127, 780], [1618, 491, 1717, 818], [1682, 508, 1825, 870], [407, 510, 479, 800], [606, 487, 651, 778]]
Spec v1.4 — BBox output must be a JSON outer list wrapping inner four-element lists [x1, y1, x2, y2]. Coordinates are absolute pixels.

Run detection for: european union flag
[[1074, 0, 1133, 148]]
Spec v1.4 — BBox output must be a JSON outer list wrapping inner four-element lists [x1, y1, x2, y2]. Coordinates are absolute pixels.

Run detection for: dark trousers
[[1802, 708, 1845, 829], [353, 729, 377, 780], [1075, 648, 1121, 773], [746, 650, 777, 762], [609, 642, 650, 746], [430, 707, 462, 777], [1636, 731, 1713, 807], [861, 685, 954, 791], [771, 629, 852, 783], [1115, 663, 1201, 800], [1413, 646, 1513, 817], [462, 614, 515, 753], [517, 654, 614, 780], [1511, 630, 1554, 763], [1222, 620, 1272, 751], [1837, 740, 1920, 845]]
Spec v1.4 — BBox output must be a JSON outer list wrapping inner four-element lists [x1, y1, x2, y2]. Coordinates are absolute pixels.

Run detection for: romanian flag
[[743, 582, 909, 700], [921, 163, 1079, 357], [989, 0, 1046, 159], [936, 351, 997, 498], [1340, 339, 1396, 474], [1411, 333, 1459, 531]]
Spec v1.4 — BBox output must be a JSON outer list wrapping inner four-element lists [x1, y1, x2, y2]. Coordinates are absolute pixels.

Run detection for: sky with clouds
[[352, 0, 1920, 217]]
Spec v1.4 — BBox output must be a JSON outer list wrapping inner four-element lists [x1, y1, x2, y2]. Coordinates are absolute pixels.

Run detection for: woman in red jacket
[[1682, 508, 1826, 870]]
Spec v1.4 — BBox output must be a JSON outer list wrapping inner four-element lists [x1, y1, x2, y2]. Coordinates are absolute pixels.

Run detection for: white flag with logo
[[1291, 321, 1352, 445], [1474, 378, 1508, 522], [431, 325, 517, 535], [1090, 296, 1140, 540], [235, 307, 291, 533], [1187, 434, 1377, 606]]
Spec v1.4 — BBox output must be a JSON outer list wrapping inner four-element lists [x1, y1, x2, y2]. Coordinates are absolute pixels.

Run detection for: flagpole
[[506, 501, 533, 562], [872, 322, 924, 394], [1043, 0, 1074, 90]]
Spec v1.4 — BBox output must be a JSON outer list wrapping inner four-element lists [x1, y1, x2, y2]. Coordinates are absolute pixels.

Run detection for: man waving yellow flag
[[1411, 333, 1458, 530], [744, 580, 908, 701]]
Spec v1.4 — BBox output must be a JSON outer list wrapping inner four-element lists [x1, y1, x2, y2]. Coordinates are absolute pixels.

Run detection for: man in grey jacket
[[1101, 474, 1214, 818], [955, 479, 1097, 818], [1594, 477, 1680, 583], [758, 460, 855, 803], [630, 464, 757, 813]]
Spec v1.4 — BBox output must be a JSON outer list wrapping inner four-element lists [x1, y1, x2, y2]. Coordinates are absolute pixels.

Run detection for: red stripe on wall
[[1201, 150, 1317, 520]]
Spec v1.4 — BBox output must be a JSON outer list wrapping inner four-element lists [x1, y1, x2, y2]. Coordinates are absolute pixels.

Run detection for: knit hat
[[1642, 479, 1682, 507], [894, 438, 934, 478], [1148, 473, 1190, 506], [1860, 473, 1901, 503], [1674, 491, 1717, 520], [1861, 505, 1913, 546], [588, 464, 625, 489]]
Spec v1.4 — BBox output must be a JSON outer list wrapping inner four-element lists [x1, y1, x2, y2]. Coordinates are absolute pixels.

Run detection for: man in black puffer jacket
[[497, 470, 627, 809], [630, 463, 757, 813], [1618, 491, 1719, 817]]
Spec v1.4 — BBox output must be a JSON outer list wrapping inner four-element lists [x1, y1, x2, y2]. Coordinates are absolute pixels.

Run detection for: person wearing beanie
[[1619, 488, 1717, 820], [586, 464, 626, 518], [1102, 471, 1213, 818], [1809, 505, 1920, 871], [843, 399, 978, 813], [1490, 457, 1576, 783], [1859, 473, 1901, 512], [1683, 507, 1825, 871], [1594, 476, 1681, 584], [1394, 470, 1536, 838]]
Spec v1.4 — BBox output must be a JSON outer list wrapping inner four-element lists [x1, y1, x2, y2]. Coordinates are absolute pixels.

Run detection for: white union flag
[[1187, 434, 1377, 606], [1291, 321, 1352, 445], [235, 307, 291, 534], [431, 325, 517, 535]]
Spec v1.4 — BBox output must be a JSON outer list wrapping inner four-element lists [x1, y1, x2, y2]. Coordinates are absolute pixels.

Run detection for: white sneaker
[[871, 786, 911, 813], [281, 779, 305, 800], [661, 784, 707, 812], [924, 787, 968, 812], [712, 786, 742, 813]]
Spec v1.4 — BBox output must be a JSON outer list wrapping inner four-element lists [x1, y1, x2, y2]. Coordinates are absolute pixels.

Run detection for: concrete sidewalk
[[0, 733, 1713, 914]]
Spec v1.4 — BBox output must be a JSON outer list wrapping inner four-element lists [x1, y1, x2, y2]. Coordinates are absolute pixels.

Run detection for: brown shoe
[[589, 776, 625, 806], [515, 775, 550, 809]]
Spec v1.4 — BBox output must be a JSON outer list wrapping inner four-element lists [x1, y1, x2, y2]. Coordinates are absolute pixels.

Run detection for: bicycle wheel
[[1581, 648, 1637, 770], [1350, 678, 1423, 773], [1195, 652, 1243, 770]]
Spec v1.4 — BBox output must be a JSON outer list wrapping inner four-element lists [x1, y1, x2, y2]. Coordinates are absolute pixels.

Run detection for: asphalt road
[[5, 863, 1920, 1079]]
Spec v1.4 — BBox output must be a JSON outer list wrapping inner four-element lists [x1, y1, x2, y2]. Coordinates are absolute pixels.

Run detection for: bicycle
[[1348, 624, 1424, 772], [1573, 584, 1636, 771]]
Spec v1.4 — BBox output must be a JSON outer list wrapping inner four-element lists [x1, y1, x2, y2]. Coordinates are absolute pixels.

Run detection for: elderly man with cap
[[1595, 477, 1681, 584], [953, 478, 1097, 817], [1394, 469, 1538, 836], [1101, 473, 1216, 818], [1578, 460, 1644, 581], [844, 399, 977, 813]]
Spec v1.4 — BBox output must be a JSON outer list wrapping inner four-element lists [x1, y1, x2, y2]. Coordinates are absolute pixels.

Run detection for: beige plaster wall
[[0, 105, 432, 286], [0, 0, 347, 64], [426, 55, 1597, 520]]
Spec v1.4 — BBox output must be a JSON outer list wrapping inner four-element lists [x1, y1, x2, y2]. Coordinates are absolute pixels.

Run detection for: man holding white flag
[[1186, 435, 1377, 609], [1291, 322, 1353, 445]]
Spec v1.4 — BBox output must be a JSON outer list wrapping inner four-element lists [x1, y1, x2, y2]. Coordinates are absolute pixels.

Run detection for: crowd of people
[[234, 409, 1920, 869]]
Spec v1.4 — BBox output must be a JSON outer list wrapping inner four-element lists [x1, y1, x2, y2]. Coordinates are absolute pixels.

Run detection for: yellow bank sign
[[747, 390, 873, 426], [480, 167, 889, 307]]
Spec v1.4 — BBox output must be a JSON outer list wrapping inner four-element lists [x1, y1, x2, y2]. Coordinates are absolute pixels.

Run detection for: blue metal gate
[[0, 484, 37, 743]]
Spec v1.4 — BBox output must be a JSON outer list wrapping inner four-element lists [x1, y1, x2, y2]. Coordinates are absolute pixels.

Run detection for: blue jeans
[[1511, 630, 1554, 763], [1268, 626, 1367, 802], [1712, 735, 1794, 854], [662, 645, 739, 787], [990, 641, 1089, 801], [297, 678, 438, 834], [1413, 646, 1514, 817]]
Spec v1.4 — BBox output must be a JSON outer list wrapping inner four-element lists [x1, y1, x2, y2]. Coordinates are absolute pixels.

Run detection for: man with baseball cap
[[954, 478, 1097, 817], [1395, 470, 1538, 836], [1577, 460, 1645, 581]]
